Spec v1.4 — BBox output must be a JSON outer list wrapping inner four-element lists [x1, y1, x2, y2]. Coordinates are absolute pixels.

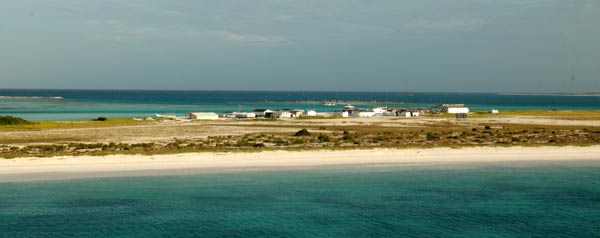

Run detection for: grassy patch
[[428, 110, 600, 120], [0, 118, 150, 131], [0, 116, 32, 126], [2, 114, 600, 158]]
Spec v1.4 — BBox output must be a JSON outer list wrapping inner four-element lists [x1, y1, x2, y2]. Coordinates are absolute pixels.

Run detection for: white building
[[289, 110, 304, 118], [437, 104, 470, 114], [188, 112, 219, 120], [338, 111, 349, 117], [383, 111, 397, 116], [234, 112, 256, 118], [222, 113, 237, 118], [358, 111, 376, 117], [372, 107, 387, 115], [489, 109, 499, 114], [252, 109, 273, 117], [306, 110, 317, 116], [273, 110, 293, 118]]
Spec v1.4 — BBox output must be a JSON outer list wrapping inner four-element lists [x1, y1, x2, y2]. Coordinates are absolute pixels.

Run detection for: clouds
[[221, 31, 289, 44], [1, 0, 599, 92], [403, 18, 486, 31], [87, 19, 290, 45]]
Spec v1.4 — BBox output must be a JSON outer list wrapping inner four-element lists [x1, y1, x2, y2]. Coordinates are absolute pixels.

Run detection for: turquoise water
[[1, 89, 600, 120], [2, 162, 600, 237]]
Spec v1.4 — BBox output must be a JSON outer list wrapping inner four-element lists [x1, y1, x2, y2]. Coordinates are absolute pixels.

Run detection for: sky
[[0, 0, 599, 93]]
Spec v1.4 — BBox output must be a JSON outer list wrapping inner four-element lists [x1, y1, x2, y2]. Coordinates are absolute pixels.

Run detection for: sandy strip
[[2, 146, 600, 182]]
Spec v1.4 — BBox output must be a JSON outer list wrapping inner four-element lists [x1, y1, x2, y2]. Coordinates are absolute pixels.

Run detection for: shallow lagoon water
[[1, 89, 600, 120], [2, 161, 600, 237]]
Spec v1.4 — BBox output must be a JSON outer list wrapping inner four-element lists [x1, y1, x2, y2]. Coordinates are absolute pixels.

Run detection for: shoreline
[[2, 146, 600, 182]]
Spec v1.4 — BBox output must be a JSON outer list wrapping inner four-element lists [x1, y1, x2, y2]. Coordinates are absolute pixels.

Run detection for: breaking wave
[[0, 96, 63, 99]]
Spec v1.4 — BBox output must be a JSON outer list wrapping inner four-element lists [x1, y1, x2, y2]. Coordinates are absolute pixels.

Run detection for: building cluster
[[187, 109, 317, 120], [182, 104, 475, 120], [434, 104, 470, 114], [336, 105, 429, 118]]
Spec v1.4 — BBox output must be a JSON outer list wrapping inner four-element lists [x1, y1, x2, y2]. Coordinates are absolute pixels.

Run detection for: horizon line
[[2, 88, 598, 95]]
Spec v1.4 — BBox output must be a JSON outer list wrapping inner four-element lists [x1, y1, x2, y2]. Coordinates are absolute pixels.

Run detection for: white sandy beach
[[2, 146, 600, 182]]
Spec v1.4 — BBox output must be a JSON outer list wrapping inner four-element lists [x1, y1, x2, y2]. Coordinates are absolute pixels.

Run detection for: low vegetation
[[2, 110, 600, 158], [1, 120, 599, 158], [0, 116, 31, 126], [92, 117, 108, 121], [0, 117, 149, 131], [431, 110, 600, 120], [294, 128, 311, 136]]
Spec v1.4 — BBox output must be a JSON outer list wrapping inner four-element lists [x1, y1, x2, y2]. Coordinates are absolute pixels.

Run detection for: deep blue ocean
[[1, 162, 600, 237], [1, 89, 600, 120]]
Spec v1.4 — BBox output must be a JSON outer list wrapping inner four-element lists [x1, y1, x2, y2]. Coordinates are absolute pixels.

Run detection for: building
[[383, 111, 397, 117], [372, 107, 387, 115], [273, 110, 293, 118], [436, 104, 470, 114], [305, 110, 317, 116], [233, 112, 256, 118], [340, 105, 357, 115], [357, 111, 376, 117], [489, 109, 499, 114], [188, 112, 219, 120], [288, 110, 304, 118], [338, 111, 349, 117], [400, 111, 412, 117], [253, 109, 273, 118], [221, 112, 237, 118]]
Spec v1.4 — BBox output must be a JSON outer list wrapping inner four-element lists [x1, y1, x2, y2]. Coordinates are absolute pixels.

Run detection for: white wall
[[189, 113, 219, 120], [275, 111, 292, 118], [447, 108, 470, 114], [358, 111, 376, 117]]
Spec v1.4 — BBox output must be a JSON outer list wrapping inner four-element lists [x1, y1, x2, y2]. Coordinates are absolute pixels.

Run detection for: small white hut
[[188, 112, 219, 120], [252, 109, 273, 118], [274, 110, 293, 118], [437, 104, 470, 114], [234, 112, 256, 118]]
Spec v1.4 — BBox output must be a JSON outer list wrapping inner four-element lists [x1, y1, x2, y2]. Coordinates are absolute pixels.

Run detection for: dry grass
[[1, 115, 600, 158], [0, 118, 151, 131], [429, 110, 600, 120]]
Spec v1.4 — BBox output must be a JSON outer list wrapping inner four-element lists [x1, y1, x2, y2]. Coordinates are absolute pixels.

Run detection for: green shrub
[[0, 116, 31, 126], [318, 134, 331, 142], [426, 132, 439, 141], [236, 140, 252, 147], [93, 117, 108, 121], [253, 143, 265, 148], [294, 129, 311, 136]]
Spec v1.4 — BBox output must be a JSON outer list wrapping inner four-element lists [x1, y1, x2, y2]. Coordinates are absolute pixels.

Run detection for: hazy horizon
[[1, 1, 599, 93], [4, 87, 600, 95]]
